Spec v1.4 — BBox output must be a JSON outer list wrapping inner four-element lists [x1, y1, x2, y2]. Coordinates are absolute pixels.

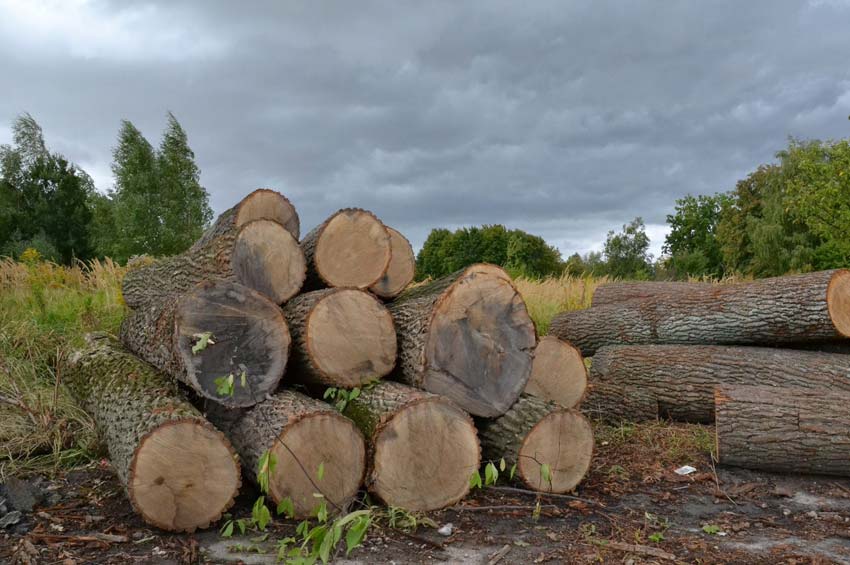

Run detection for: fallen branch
[[488, 485, 602, 506], [593, 540, 676, 561]]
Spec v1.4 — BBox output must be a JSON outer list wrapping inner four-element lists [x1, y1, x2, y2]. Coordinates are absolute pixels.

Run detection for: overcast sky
[[2, 1, 849, 258]]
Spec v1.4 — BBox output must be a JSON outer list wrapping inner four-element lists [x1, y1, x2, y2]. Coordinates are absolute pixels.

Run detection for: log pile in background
[[61, 188, 595, 533]]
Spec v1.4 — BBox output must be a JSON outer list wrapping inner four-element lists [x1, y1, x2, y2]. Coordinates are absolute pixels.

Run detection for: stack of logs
[[549, 271, 850, 477], [64, 189, 595, 533]]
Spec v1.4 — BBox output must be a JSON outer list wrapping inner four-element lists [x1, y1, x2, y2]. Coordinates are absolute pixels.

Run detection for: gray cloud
[[2, 0, 850, 258]]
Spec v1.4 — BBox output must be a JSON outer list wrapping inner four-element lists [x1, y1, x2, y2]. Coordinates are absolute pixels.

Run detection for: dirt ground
[[3, 422, 850, 564]]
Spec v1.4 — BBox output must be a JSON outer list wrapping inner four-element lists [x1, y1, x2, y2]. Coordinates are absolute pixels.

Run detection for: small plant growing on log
[[191, 331, 215, 354], [323, 387, 361, 412]]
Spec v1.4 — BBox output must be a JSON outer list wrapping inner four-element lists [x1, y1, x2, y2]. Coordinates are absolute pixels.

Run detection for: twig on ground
[[451, 504, 558, 513], [489, 486, 602, 506]]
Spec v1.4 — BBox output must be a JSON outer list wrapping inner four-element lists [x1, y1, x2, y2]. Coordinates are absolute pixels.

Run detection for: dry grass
[[514, 273, 607, 334]]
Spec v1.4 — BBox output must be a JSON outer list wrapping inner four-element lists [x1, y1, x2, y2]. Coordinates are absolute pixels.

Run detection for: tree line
[[0, 113, 212, 264]]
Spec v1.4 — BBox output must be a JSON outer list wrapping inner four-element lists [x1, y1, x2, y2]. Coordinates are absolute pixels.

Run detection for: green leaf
[[191, 332, 214, 354], [220, 520, 234, 538], [648, 532, 664, 543], [240, 371, 247, 388], [484, 462, 498, 486], [540, 463, 552, 484], [316, 500, 328, 524], [296, 520, 311, 537], [318, 526, 333, 563], [252, 496, 271, 531], [702, 524, 720, 535], [214, 373, 235, 397], [499, 458, 506, 472], [345, 515, 370, 555], [317, 461, 325, 482], [236, 519, 247, 535], [509, 463, 517, 480], [469, 470, 482, 489], [257, 450, 276, 495], [348, 388, 360, 401], [323, 387, 336, 399], [277, 497, 295, 518]]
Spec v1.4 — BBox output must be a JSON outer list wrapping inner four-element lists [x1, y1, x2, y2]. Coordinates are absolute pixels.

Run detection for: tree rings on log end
[[371, 398, 480, 511], [369, 227, 415, 299], [232, 219, 306, 304], [176, 282, 290, 407], [518, 410, 593, 493], [236, 188, 300, 239], [827, 269, 850, 337], [525, 336, 587, 409], [129, 420, 240, 532], [425, 264, 536, 417], [269, 412, 366, 518], [307, 289, 397, 387], [314, 209, 391, 288]]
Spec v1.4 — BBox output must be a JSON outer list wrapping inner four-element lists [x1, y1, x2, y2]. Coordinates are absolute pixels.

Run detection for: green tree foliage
[[415, 225, 563, 280], [108, 114, 212, 262], [602, 217, 653, 279], [663, 194, 727, 278]]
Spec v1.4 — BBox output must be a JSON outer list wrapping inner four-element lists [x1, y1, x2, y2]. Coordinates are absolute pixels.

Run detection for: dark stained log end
[[269, 412, 366, 518], [827, 269, 850, 337], [175, 281, 290, 407], [236, 188, 300, 240], [423, 264, 536, 417], [517, 409, 593, 493], [306, 289, 397, 387], [369, 227, 415, 299], [231, 219, 306, 304], [525, 336, 587, 409], [129, 419, 240, 532], [313, 209, 391, 288]]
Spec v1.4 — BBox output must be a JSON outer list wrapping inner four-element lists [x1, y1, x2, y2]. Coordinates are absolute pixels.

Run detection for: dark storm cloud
[[2, 0, 849, 256]]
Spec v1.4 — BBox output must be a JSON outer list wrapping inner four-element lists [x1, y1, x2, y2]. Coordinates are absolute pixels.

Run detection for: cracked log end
[[176, 281, 291, 407], [525, 336, 587, 409], [129, 420, 240, 532], [369, 227, 415, 299], [518, 409, 594, 494], [314, 209, 391, 288], [236, 188, 300, 239], [232, 219, 306, 304], [827, 269, 850, 337]]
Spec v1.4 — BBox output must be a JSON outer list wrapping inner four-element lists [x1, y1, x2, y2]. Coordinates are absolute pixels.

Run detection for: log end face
[[176, 282, 290, 407], [423, 264, 536, 417], [827, 269, 850, 337], [369, 227, 415, 298], [525, 336, 587, 409], [372, 398, 480, 511], [270, 412, 366, 518], [308, 289, 397, 386], [236, 189, 300, 239], [232, 219, 307, 304], [518, 409, 593, 493], [129, 420, 240, 532], [314, 209, 391, 288]]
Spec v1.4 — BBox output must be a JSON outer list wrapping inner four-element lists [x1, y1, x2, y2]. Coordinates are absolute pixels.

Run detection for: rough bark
[[388, 263, 536, 417], [524, 336, 587, 409], [551, 269, 850, 356], [282, 288, 396, 388], [123, 218, 305, 308], [591, 281, 712, 306], [120, 281, 291, 408], [207, 390, 365, 518], [584, 344, 850, 424], [478, 395, 593, 493], [65, 334, 240, 532], [343, 381, 480, 511], [369, 227, 415, 299], [716, 384, 850, 476], [300, 208, 391, 289]]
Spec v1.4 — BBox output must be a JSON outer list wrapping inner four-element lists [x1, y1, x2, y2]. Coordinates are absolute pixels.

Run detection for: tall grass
[[514, 273, 606, 334], [0, 257, 126, 478]]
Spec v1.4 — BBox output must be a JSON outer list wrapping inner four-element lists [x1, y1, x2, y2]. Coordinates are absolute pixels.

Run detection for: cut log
[[524, 336, 587, 409], [120, 281, 290, 408], [195, 188, 300, 245], [123, 218, 306, 308], [65, 334, 240, 532], [592, 281, 711, 306], [585, 344, 850, 423], [551, 269, 850, 356], [388, 263, 536, 417], [300, 208, 391, 289], [282, 288, 396, 388], [208, 391, 365, 518], [343, 381, 480, 511], [716, 384, 850, 476], [369, 227, 415, 299], [478, 395, 593, 493]]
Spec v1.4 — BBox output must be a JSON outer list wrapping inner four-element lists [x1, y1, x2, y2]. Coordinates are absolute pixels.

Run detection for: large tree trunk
[[65, 334, 240, 532], [343, 382, 480, 511], [300, 208, 391, 289], [369, 227, 415, 299], [478, 395, 593, 494], [120, 281, 291, 408], [584, 344, 850, 424], [282, 288, 397, 388], [194, 188, 300, 245], [551, 269, 850, 356], [524, 336, 587, 409], [716, 384, 850, 476], [388, 263, 536, 417], [592, 281, 712, 306], [207, 391, 365, 518]]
